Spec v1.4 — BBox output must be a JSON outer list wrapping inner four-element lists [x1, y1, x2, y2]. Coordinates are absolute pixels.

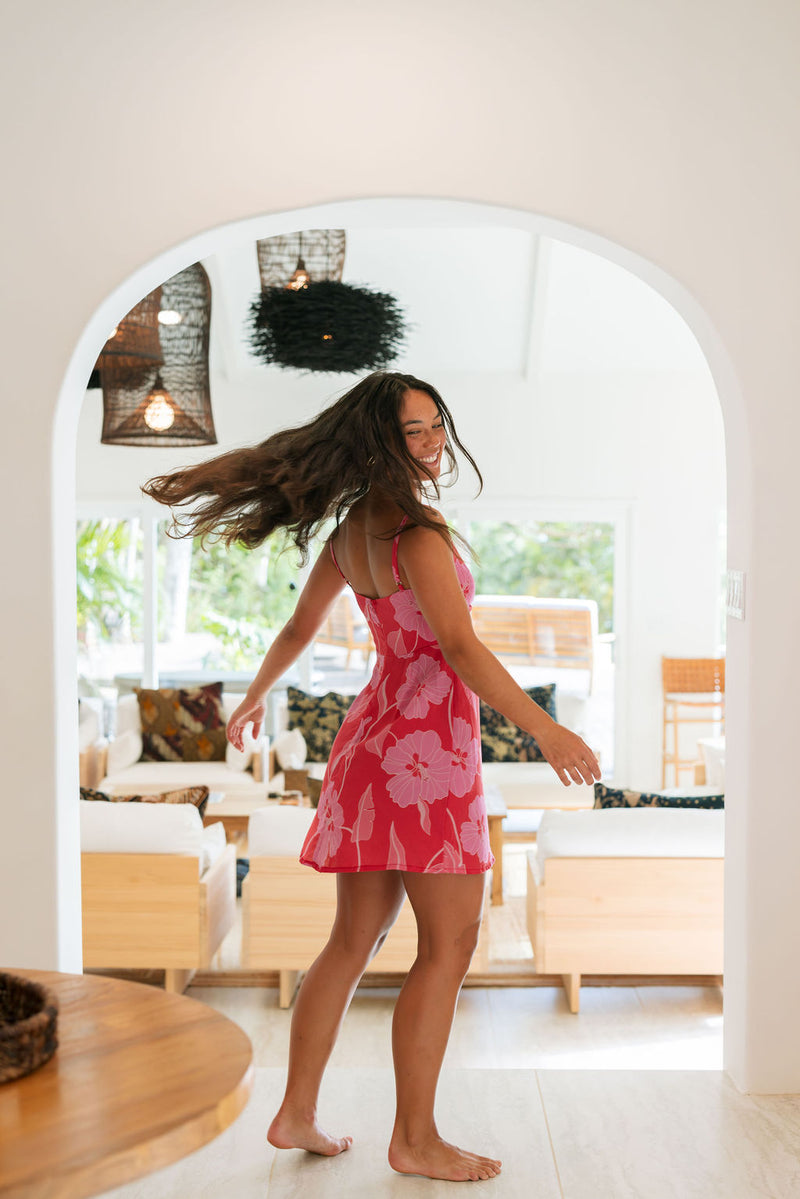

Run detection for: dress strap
[[329, 537, 347, 582], [391, 516, 410, 587]]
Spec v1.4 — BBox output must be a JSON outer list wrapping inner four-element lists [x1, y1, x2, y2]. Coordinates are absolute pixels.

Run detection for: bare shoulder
[[398, 511, 455, 571]]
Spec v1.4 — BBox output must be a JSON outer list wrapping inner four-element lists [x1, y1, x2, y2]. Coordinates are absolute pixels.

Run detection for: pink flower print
[[449, 716, 480, 797], [396, 655, 451, 720], [389, 589, 436, 641], [314, 788, 346, 861], [387, 629, 412, 659], [351, 783, 375, 843], [383, 729, 452, 808], [460, 795, 490, 859], [387, 821, 408, 870]]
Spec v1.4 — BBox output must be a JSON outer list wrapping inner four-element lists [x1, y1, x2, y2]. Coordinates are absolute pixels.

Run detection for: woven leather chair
[[661, 657, 725, 787]]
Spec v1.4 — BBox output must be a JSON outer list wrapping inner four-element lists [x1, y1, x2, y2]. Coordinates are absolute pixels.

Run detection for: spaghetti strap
[[391, 515, 410, 587], [329, 538, 347, 582]]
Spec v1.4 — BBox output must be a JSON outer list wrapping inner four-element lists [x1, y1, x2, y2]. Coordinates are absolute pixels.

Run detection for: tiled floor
[[100, 979, 800, 1198]]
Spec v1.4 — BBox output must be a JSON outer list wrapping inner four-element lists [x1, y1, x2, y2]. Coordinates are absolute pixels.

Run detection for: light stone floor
[[102, 982, 800, 1198]]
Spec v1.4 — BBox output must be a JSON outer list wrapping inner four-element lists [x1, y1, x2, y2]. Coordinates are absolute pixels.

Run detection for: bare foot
[[268, 1108, 353, 1156], [389, 1134, 502, 1182]]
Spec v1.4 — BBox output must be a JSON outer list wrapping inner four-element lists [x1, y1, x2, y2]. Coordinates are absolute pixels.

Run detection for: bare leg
[[388, 872, 502, 1182], [268, 870, 405, 1155]]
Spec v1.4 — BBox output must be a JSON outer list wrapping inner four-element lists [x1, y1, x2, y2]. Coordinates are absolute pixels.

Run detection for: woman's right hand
[[534, 722, 602, 787], [226, 694, 267, 752]]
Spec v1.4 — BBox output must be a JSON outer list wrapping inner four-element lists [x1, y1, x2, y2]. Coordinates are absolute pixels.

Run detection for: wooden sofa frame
[[242, 857, 490, 1007], [82, 842, 237, 993], [526, 854, 724, 1013]]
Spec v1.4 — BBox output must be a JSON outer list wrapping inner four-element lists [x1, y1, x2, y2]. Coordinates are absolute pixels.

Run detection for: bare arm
[[226, 541, 346, 749], [398, 523, 601, 787]]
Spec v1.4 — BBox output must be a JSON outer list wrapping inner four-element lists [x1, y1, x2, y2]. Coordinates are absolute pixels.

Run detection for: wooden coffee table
[[0, 970, 253, 1199]]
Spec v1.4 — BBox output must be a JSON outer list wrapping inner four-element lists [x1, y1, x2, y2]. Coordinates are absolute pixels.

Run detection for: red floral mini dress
[[300, 519, 494, 875]]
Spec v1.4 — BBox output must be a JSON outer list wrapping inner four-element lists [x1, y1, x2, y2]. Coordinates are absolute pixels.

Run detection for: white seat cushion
[[200, 820, 228, 874], [481, 761, 595, 809], [248, 806, 316, 856], [536, 807, 725, 863], [80, 800, 204, 858], [100, 761, 269, 798]]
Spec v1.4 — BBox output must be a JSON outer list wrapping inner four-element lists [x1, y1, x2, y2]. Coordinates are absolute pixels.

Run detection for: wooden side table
[[485, 786, 508, 905], [0, 970, 253, 1199]]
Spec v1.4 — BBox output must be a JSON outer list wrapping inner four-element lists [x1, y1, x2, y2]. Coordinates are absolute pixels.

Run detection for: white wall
[[3, 0, 799, 1092]]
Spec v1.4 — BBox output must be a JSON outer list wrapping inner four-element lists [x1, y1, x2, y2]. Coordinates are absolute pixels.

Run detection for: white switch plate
[[726, 570, 746, 619]]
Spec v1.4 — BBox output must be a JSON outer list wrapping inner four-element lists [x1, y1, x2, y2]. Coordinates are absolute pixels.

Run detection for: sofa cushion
[[135, 682, 227, 762], [100, 761, 269, 798], [80, 783, 211, 818], [480, 684, 557, 763], [80, 799, 204, 858], [594, 783, 724, 810], [536, 807, 725, 862], [248, 805, 316, 856], [287, 686, 356, 762], [106, 727, 143, 773], [481, 761, 595, 809], [200, 820, 227, 874]]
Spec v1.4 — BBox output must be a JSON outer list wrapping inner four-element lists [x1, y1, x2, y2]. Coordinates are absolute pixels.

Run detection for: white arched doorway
[[56, 197, 748, 1077]]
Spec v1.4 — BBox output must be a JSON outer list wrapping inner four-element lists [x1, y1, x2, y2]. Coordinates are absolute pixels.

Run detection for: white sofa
[[97, 692, 270, 798], [526, 807, 725, 1012], [80, 800, 236, 992]]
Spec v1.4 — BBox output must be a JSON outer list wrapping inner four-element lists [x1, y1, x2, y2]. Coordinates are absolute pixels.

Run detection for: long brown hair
[[142, 371, 482, 558]]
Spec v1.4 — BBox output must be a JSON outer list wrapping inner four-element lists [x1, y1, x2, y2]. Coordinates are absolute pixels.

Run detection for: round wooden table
[[0, 970, 253, 1198]]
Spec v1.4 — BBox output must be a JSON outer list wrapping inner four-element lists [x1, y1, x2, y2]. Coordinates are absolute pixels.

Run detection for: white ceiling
[[203, 227, 710, 384]]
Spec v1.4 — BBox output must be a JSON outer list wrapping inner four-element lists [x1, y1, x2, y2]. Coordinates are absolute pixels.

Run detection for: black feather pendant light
[[247, 230, 406, 374]]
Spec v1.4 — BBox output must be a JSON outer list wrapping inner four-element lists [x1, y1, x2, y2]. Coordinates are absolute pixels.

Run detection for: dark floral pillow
[[135, 683, 227, 763], [593, 784, 724, 810], [287, 686, 356, 762], [79, 784, 210, 818], [480, 684, 557, 763]]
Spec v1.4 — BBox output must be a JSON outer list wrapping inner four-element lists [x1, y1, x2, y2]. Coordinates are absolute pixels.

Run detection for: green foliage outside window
[[468, 520, 615, 634], [76, 519, 141, 644], [159, 531, 302, 671]]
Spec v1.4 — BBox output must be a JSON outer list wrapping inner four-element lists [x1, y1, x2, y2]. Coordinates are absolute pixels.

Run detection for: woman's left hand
[[533, 722, 602, 787], [226, 694, 267, 752]]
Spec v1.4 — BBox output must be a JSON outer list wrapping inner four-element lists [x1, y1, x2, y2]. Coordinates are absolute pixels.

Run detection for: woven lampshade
[[256, 229, 346, 288], [249, 229, 406, 374], [99, 263, 216, 446]]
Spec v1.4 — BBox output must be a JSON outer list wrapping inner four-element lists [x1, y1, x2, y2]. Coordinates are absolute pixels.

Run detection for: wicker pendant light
[[248, 230, 406, 374], [99, 263, 216, 446]]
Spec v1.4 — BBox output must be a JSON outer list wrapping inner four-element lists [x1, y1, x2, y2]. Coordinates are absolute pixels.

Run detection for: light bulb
[[158, 309, 183, 325], [144, 393, 175, 432], [322, 333, 333, 341], [287, 256, 310, 291]]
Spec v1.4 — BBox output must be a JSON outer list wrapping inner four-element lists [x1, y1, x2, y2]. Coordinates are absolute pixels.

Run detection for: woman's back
[[331, 498, 410, 599]]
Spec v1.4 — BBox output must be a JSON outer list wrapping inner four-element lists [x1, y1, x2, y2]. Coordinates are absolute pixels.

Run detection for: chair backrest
[[662, 657, 725, 695], [471, 597, 596, 674]]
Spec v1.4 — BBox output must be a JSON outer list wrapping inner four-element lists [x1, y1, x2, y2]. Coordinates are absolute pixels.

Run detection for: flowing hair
[[142, 371, 482, 559]]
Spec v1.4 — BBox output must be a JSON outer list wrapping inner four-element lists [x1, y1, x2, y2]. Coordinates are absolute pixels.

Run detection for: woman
[[144, 371, 600, 1183]]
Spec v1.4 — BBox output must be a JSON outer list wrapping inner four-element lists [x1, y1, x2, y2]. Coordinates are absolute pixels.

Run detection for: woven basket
[[0, 972, 59, 1084]]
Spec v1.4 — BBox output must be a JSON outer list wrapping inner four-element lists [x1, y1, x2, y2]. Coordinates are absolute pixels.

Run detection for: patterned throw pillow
[[135, 683, 227, 763], [593, 784, 724, 810], [79, 784, 211, 818], [480, 684, 557, 763], [287, 686, 356, 762]]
